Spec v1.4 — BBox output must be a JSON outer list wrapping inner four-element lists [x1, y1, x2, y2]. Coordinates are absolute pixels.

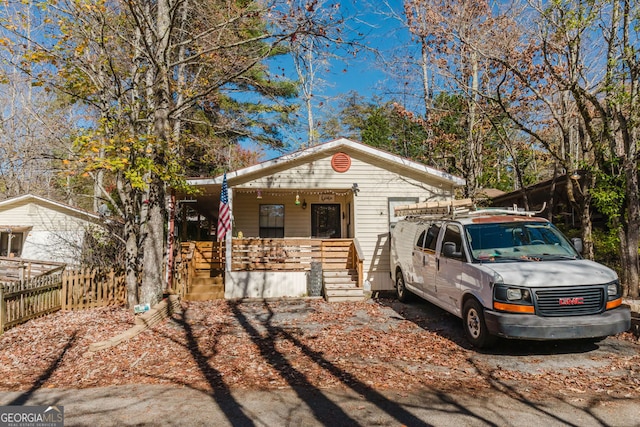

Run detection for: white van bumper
[[484, 306, 631, 340]]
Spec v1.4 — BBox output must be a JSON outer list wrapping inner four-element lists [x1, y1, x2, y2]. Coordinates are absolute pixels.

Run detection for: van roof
[[401, 214, 550, 226], [456, 215, 549, 225]]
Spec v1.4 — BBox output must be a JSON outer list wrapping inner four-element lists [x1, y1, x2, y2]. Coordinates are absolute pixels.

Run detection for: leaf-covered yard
[[1, 299, 639, 401]]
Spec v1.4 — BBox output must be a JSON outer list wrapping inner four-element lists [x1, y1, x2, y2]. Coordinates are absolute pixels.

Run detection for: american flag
[[217, 173, 231, 241]]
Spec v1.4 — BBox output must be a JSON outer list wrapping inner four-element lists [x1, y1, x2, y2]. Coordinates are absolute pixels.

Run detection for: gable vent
[[331, 152, 351, 173]]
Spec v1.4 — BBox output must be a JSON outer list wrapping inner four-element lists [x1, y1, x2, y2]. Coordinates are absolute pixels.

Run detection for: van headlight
[[607, 280, 620, 299], [493, 284, 535, 313], [605, 280, 623, 310], [506, 288, 531, 301]]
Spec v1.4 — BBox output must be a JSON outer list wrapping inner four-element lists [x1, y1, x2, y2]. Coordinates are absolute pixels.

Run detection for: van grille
[[534, 286, 604, 316]]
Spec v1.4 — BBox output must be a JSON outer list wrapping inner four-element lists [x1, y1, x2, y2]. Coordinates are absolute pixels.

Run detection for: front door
[[311, 204, 341, 238]]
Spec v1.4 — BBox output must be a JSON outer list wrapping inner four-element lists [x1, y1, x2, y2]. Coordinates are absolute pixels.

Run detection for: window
[[1, 231, 24, 257], [425, 224, 441, 251], [259, 204, 284, 238], [442, 224, 464, 260], [388, 197, 419, 229]]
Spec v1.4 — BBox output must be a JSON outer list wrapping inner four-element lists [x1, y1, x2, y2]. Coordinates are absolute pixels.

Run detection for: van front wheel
[[463, 299, 496, 349], [396, 272, 411, 302]]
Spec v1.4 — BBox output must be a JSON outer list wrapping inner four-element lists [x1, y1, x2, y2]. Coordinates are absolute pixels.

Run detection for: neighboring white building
[[182, 138, 465, 299], [0, 194, 102, 265]]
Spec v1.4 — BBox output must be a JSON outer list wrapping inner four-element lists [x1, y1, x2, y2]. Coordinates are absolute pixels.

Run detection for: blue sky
[[261, 2, 416, 158]]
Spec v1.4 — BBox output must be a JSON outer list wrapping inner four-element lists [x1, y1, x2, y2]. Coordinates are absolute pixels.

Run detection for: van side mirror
[[571, 237, 583, 253], [443, 241, 462, 259]]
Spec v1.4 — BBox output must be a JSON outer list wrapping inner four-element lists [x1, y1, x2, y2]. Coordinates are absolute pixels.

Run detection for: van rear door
[[435, 222, 466, 315], [410, 226, 428, 289]]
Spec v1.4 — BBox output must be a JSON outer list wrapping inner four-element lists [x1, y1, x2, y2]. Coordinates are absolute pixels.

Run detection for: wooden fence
[[1, 266, 127, 334], [0, 265, 65, 333], [61, 268, 127, 310]]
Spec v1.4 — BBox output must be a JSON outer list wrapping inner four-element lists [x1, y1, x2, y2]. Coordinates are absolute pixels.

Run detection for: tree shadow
[[466, 356, 635, 427], [375, 296, 603, 356], [7, 331, 78, 406], [169, 306, 255, 426], [230, 300, 432, 427]]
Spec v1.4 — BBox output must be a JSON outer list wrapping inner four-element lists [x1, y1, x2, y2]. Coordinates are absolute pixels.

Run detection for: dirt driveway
[[0, 296, 638, 426]]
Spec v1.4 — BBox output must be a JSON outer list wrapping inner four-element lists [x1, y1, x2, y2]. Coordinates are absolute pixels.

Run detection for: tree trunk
[[622, 155, 640, 298], [140, 178, 166, 306], [420, 35, 430, 118], [466, 50, 481, 198], [118, 177, 140, 309], [138, 0, 172, 307]]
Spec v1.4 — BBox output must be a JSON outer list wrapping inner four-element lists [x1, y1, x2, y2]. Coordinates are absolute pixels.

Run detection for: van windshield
[[464, 221, 580, 262]]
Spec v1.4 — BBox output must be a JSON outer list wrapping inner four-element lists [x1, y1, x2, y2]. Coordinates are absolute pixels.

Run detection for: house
[[490, 172, 598, 229], [172, 138, 464, 301], [0, 194, 102, 265]]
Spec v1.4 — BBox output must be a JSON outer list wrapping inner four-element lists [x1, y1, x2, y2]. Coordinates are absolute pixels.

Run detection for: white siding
[[229, 150, 453, 291], [0, 199, 95, 264]]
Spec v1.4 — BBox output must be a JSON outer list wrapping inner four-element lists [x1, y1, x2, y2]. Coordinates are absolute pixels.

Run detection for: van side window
[[415, 230, 427, 249], [442, 224, 464, 260], [425, 224, 440, 251]]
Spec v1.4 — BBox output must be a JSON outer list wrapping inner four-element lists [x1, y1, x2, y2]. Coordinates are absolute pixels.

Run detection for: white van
[[389, 205, 631, 348]]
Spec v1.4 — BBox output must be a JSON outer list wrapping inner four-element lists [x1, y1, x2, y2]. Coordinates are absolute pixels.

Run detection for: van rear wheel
[[463, 299, 496, 349], [395, 272, 411, 302]]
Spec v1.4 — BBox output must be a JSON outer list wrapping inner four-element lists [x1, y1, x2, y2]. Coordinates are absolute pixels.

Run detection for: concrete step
[[324, 282, 358, 289], [324, 287, 365, 302], [327, 296, 364, 303], [184, 290, 225, 301], [323, 276, 357, 285]]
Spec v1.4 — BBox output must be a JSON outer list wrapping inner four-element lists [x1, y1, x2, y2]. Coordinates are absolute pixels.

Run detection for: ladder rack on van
[[394, 199, 546, 219], [394, 199, 475, 218]]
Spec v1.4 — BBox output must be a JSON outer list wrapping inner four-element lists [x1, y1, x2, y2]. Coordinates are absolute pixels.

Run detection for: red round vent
[[331, 152, 351, 173]]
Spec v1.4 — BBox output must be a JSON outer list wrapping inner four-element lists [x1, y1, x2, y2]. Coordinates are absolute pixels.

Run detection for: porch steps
[[322, 269, 365, 302], [184, 272, 224, 301]]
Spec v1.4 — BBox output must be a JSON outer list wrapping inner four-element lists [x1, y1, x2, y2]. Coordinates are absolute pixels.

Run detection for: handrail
[[343, 238, 364, 288]]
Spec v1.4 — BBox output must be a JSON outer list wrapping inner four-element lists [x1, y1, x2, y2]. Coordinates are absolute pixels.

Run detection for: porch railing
[[232, 238, 322, 271], [231, 238, 364, 288], [172, 238, 366, 291]]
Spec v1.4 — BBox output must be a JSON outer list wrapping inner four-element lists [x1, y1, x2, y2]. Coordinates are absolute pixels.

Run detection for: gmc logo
[[559, 297, 584, 306]]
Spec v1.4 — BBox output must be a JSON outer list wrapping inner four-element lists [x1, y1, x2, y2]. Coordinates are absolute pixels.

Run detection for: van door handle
[[436, 258, 440, 270]]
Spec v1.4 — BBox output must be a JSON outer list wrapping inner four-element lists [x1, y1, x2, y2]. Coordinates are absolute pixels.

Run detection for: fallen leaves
[[0, 298, 638, 401]]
